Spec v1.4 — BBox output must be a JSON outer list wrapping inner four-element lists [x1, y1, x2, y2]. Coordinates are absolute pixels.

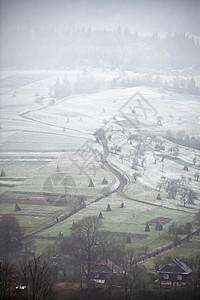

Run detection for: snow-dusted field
[[0, 69, 200, 250], [0, 69, 200, 194]]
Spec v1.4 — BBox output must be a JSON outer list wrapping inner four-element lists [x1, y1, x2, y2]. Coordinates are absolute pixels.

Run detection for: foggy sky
[[0, 0, 200, 34]]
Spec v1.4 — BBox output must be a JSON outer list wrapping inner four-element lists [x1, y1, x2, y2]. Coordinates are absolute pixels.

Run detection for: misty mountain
[[1, 0, 200, 34]]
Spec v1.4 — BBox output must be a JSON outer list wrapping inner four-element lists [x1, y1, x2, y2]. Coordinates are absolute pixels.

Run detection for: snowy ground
[[0, 70, 200, 248], [0, 69, 199, 189]]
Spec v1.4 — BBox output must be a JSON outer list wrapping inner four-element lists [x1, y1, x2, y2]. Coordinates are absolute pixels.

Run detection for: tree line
[[165, 131, 200, 151], [1, 26, 200, 72], [48, 72, 199, 103]]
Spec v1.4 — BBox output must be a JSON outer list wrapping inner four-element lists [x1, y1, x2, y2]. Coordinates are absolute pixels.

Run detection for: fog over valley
[[0, 1, 200, 300]]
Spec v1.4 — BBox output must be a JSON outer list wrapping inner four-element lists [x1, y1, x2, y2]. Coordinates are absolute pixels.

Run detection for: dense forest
[[1, 27, 200, 71]]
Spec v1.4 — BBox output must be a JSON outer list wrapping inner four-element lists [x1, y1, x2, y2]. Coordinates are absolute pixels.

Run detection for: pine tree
[[124, 26, 131, 36], [54, 78, 61, 98], [60, 75, 71, 97], [187, 77, 197, 95], [55, 165, 60, 172]]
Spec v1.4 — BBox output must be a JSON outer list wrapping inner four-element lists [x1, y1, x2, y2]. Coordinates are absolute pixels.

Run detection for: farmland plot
[[0, 69, 200, 254], [0, 202, 67, 234], [35, 193, 195, 252]]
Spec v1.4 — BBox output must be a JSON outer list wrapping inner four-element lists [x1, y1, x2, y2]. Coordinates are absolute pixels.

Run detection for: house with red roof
[[91, 259, 122, 284]]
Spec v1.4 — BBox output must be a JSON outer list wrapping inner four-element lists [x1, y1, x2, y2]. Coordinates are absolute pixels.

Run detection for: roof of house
[[92, 259, 122, 276], [157, 258, 192, 275]]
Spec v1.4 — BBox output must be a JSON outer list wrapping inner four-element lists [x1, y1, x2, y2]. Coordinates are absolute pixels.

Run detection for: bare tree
[[195, 209, 200, 224], [194, 173, 199, 181], [157, 181, 163, 191], [185, 255, 200, 295], [180, 187, 198, 206], [154, 255, 172, 272], [132, 172, 140, 183], [122, 248, 147, 300], [168, 223, 183, 244], [0, 260, 17, 300], [71, 216, 102, 295], [19, 256, 53, 300], [164, 179, 178, 199], [98, 231, 124, 263], [181, 222, 193, 241], [169, 146, 179, 158]]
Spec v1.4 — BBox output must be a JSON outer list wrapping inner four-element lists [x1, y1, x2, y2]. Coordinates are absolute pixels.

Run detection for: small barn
[[157, 258, 192, 287]]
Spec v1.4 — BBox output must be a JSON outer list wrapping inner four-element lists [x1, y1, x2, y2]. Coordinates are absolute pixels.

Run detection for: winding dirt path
[[20, 104, 93, 137], [23, 136, 196, 241], [102, 140, 196, 214], [22, 138, 200, 267]]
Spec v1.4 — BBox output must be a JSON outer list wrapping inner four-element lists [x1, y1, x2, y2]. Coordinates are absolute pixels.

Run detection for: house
[[91, 259, 122, 284], [157, 258, 192, 287]]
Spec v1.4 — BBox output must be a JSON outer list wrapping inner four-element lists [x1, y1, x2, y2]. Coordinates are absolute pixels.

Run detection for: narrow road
[[102, 139, 195, 213], [20, 104, 93, 136], [101, 139, 127, 193]]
